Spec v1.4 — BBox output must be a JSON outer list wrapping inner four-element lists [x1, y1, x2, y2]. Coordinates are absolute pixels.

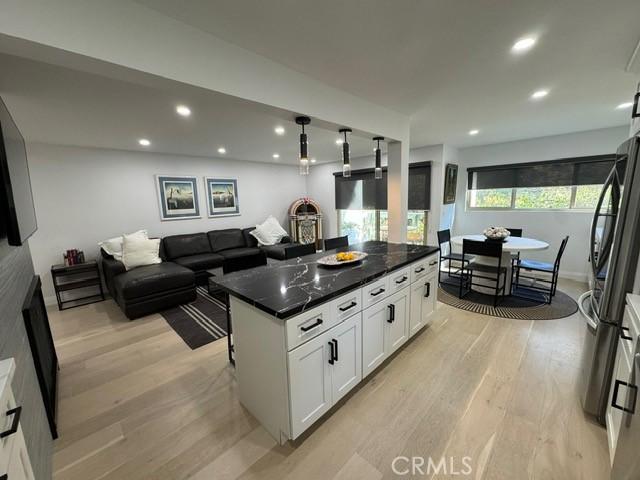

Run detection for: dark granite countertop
[[210, 241, 439, 319]]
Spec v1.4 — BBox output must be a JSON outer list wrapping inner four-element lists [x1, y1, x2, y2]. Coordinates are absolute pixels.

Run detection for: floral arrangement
[[483, 226, 511, 241]]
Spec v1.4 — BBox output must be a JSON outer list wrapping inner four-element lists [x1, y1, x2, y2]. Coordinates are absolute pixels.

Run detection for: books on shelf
[[63, 249, 86, 266]]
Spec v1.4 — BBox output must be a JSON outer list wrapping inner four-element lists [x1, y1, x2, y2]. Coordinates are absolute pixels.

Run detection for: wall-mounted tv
[[0, 96, 37, 246]]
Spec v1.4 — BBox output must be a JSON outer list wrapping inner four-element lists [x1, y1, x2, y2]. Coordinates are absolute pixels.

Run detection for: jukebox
[[288, 197, 323, 249]]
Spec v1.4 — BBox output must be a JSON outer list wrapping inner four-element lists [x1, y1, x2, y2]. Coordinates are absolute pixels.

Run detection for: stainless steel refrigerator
[[579, 133, 640, 425]]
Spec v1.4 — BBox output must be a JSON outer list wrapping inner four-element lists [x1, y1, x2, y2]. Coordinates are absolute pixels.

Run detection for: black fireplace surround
[[22, 275, 58, 439]]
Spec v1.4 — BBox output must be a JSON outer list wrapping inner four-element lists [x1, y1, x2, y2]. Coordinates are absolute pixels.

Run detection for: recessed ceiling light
[[617, 102, 634, 110], [511, 36, 537, 53], [272, 153, 280, 159], [311, 158, 317, 163], [176, 105, 191, 117], [274, 126, 285, 135], [335, 138, 343, 145], [217, 147, 226, 154], [468, 129, 479, 136], [138, 138, 151, 146], [531, 89, 549, 100]]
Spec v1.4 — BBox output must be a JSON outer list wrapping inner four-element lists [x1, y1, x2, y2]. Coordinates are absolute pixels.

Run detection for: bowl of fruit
[[317, 250, 368, 267]]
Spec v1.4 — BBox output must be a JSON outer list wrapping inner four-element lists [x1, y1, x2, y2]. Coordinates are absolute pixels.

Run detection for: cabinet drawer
[[362, 276, 389, 310], [409, 259, 429, 284], [332, 289, 362, 323], [0, 388, 17, 475], [425, 254, 439, 275], [285, 303, 335, 351], [388, 267, 410, 294]]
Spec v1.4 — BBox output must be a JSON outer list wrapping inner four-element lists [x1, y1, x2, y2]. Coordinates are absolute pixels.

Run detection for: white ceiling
[[136, 0, 640, 147], [0, 53, 379, 165]]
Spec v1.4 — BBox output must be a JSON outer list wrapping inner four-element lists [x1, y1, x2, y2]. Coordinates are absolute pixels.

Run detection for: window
[[339, 210, 427, 245], [467, 155, 614, 211]]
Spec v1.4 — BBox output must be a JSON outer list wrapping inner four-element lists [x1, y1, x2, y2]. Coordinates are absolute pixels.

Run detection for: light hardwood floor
[[49, 280, 610, 479]]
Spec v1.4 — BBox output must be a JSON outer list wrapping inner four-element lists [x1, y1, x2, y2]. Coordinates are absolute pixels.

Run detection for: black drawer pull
[[429, 261, 438, 266], [621, 326, 633, 341], [395, 276, 408, 284], [332, 339, 339, 362], [633, 92, 640, 118], [328, 341, 335, 365], [370, 288, 385, 297], [612, 379, 638, 414], [339, 301, 357, 312], [387, 304, 395, 323], [415, 267, 425, 273], [300, 319, 323, 332], [424, 282, 431, 298], [0, 406, 22, 439]]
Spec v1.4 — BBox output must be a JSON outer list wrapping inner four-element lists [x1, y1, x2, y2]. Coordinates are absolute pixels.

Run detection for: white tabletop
[[450, 235, 549, 252]]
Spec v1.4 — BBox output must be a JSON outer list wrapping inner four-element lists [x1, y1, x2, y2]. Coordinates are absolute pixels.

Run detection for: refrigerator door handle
[[589, 169, 616, 281], [578, 291, 598, 333]]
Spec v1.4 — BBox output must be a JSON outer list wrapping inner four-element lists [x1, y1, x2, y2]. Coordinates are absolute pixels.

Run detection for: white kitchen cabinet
[[362, 300, 389, 377], [287, 329, 333, 439], [385, 288, 409, 355], [288, 314, 362, 438], [409, 272, 437, 337]]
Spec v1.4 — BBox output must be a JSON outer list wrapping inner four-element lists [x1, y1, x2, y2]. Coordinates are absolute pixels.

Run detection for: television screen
[[0, 96, 37, 246]]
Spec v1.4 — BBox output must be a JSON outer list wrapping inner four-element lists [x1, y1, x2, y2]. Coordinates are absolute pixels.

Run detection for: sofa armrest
[[101, 255, 126, 296], [280, 236, 292, 244]]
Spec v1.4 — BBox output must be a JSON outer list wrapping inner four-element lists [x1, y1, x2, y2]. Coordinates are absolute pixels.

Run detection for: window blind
[[334, 162, 431, 210], [467, 154, 615, 190]]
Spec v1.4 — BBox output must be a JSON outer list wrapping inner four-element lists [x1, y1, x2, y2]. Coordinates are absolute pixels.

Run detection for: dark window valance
[[467, 154, 615, 190], [334, 162, 431, 211]]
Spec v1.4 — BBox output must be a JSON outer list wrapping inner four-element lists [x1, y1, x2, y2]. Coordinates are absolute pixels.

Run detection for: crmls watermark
[[391, 456, 473, 476]]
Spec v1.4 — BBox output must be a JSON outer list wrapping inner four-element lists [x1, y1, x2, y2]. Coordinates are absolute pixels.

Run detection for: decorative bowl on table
[[317, 251, 368, 266], [483, 226, 510, 242]]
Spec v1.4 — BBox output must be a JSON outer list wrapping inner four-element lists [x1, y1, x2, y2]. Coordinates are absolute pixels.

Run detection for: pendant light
[[373, 136, 384, 179], [339, 128, 352, 177], [296, 116, 311, 175]]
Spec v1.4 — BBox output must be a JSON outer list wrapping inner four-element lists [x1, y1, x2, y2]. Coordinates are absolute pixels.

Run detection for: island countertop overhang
[[210, 241, 440, 319]]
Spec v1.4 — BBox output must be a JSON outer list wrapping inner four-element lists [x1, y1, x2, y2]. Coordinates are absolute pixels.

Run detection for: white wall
[[453, 126, 629, 281], [27, 143, 306, 300]]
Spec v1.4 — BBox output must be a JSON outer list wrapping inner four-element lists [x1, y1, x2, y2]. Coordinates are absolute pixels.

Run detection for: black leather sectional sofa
[[102, 228, 293, 319]]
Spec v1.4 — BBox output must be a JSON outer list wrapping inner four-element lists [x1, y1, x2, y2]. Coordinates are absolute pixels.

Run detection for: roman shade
[[467, 154, 615, 190], [334, 162, 431, 210]]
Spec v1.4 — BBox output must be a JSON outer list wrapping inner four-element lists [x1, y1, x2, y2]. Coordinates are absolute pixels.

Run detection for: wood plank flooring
[[49, 280, 610, 479]]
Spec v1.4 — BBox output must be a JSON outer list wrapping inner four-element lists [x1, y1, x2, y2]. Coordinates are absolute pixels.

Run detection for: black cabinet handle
[[395, 276, 408, 284], [633, 92, 640, 118], [339, 301, 357, 312], [621, 326, 633, 341], [328, 341, 335, 365], [0, 406, 22, 439], [371, 288, 385, 297], [429, 260, 438, 266], [424, 282, 431, 298], [612, 379, 638, 414], [387, 304, 395, 323], [415, 267, 425, 273], [332, 339, 338, 362], [300, 318, 323, 332]]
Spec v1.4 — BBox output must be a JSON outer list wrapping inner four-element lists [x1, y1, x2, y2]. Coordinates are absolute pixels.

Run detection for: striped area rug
[[160, 286, 228, 349]]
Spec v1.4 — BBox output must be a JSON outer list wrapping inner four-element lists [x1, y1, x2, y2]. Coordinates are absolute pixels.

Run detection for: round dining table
[[450, 235, 549, 295]]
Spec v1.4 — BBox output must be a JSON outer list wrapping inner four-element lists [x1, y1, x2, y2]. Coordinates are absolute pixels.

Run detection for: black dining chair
[[511, 236, 569, 304], [459, 239, 507, 307], [284, 243, 316, 259], [221, 251, 268, 366], [324, 235, 349, 251], [506, 228, 523, 237], [437, 229, 475, 285]]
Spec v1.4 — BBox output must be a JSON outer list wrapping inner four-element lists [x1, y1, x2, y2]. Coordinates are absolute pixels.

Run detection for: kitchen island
[[211, 241, 440, 443]]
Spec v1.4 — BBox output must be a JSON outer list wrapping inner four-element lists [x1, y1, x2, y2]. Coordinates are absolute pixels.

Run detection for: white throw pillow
[[250, 216, 288, 246], [121, 234, 161, 271], [99, 229, 147, 261]]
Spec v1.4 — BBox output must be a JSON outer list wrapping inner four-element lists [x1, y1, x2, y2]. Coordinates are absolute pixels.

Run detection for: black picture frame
[[443, 164, 458, 204]]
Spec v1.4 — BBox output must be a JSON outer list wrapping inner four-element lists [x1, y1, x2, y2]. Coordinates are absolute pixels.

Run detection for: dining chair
[[506, 228, 523, 237], [284, 243, 316, 259], [459, 239, 507, 307], [221, 250, 268, 366], [436, 229, 475, 285], [324, 235, 349, 251], [511, 236, 569, 304]]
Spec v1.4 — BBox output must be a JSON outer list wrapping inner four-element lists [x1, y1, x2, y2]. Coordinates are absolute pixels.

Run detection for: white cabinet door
[[328, 313, 362, 403], [362, 301, 389, 377], [386, 288, 409, 355], [409, 274, 437, 338], [288, 331, 332, 439]]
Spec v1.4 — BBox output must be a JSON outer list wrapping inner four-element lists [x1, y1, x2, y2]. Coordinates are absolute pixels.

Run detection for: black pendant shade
[[340, 128, 352, 177], [296, 116, 311, 175], [373, 136, 384, 180]]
